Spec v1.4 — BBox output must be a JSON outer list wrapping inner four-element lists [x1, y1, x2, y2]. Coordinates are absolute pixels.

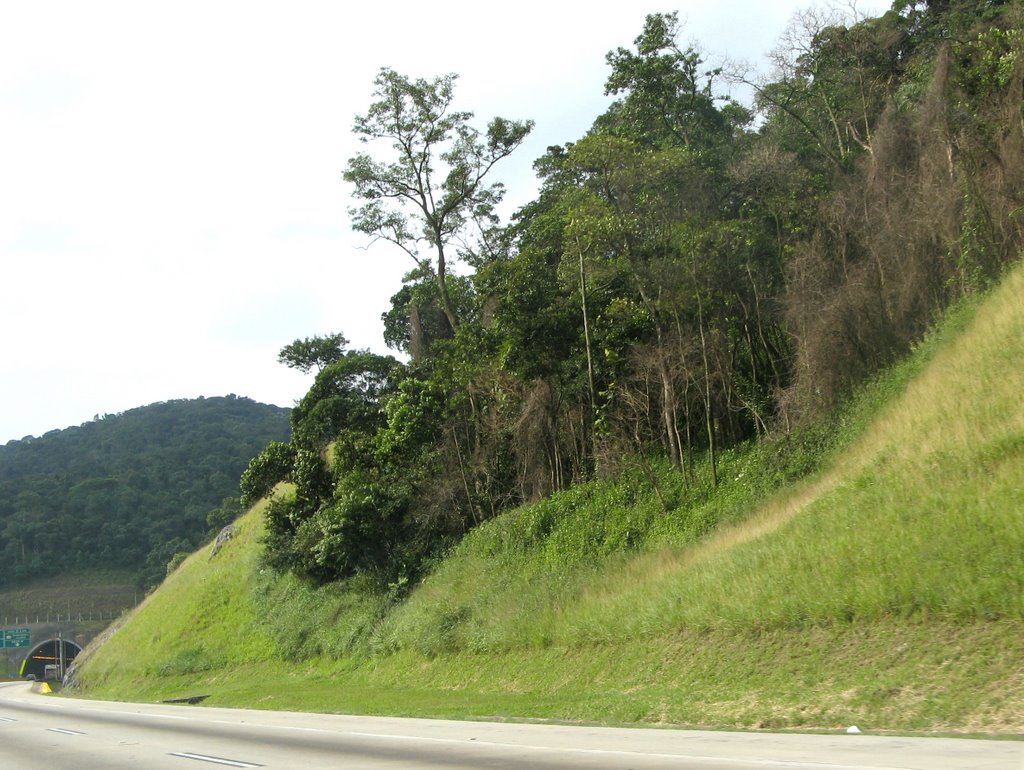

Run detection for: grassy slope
[[71, 264, 1024, 733], [68, 502, 278, 699]]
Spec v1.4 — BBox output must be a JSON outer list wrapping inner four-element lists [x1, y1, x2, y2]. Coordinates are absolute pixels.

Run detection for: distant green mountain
[[0, 396, 290, 589]]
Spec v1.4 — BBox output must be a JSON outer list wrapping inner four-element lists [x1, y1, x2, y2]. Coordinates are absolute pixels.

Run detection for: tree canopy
[[0, 396, 291, 590], [277, 333, 349, 374]]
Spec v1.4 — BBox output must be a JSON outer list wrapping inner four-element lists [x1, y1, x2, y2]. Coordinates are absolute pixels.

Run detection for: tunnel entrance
[[20, 638, 82, 681]]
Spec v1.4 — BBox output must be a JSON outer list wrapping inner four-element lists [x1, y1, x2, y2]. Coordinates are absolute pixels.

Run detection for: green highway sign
[[1, 628, 30, 648]]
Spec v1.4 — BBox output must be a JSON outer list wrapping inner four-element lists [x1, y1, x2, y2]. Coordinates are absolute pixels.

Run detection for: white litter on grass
[[846, 725, 862, 734]]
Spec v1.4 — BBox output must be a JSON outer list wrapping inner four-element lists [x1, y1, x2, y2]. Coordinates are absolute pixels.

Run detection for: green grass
[[73, 619, 1024, 733], [69, 501, 278, 700], [70, 263, 1024, 733]]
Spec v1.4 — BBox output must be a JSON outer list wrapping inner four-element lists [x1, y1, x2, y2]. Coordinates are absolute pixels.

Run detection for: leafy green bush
[[240, 441, 295, 509]]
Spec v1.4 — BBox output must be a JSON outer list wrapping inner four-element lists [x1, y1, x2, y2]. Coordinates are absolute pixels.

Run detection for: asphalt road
[[0, 681, 1019, 769]]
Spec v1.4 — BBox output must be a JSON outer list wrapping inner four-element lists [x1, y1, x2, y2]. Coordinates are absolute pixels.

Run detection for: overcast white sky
[[0, 0, 891, 444]]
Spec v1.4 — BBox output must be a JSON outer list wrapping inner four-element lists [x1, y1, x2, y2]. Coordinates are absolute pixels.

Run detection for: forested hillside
[[246, 0, 1024, 590], [0, 396, 290, 589]]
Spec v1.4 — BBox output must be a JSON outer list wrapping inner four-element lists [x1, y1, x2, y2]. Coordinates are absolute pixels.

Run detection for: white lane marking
[[169, 752, 262, 768], [264, 723, 333, 734], [47, 727, 86, 736], [105, 709, 189, 720]]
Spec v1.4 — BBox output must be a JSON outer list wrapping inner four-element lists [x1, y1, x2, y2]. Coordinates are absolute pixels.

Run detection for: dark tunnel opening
[[20, 638, 82, 681]]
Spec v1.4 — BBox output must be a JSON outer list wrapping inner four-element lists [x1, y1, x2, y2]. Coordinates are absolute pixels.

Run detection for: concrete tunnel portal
[[20, 638, 83, 681]]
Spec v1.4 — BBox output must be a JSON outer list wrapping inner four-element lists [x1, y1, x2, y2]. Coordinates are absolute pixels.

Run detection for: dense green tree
[[277, 333, 349, 374], [290, 350, 400, 453], [381, 267, 476, 359], [239, 441, 296, 509], [600, 11, 743, 153], [259, 346, 411, 581]]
